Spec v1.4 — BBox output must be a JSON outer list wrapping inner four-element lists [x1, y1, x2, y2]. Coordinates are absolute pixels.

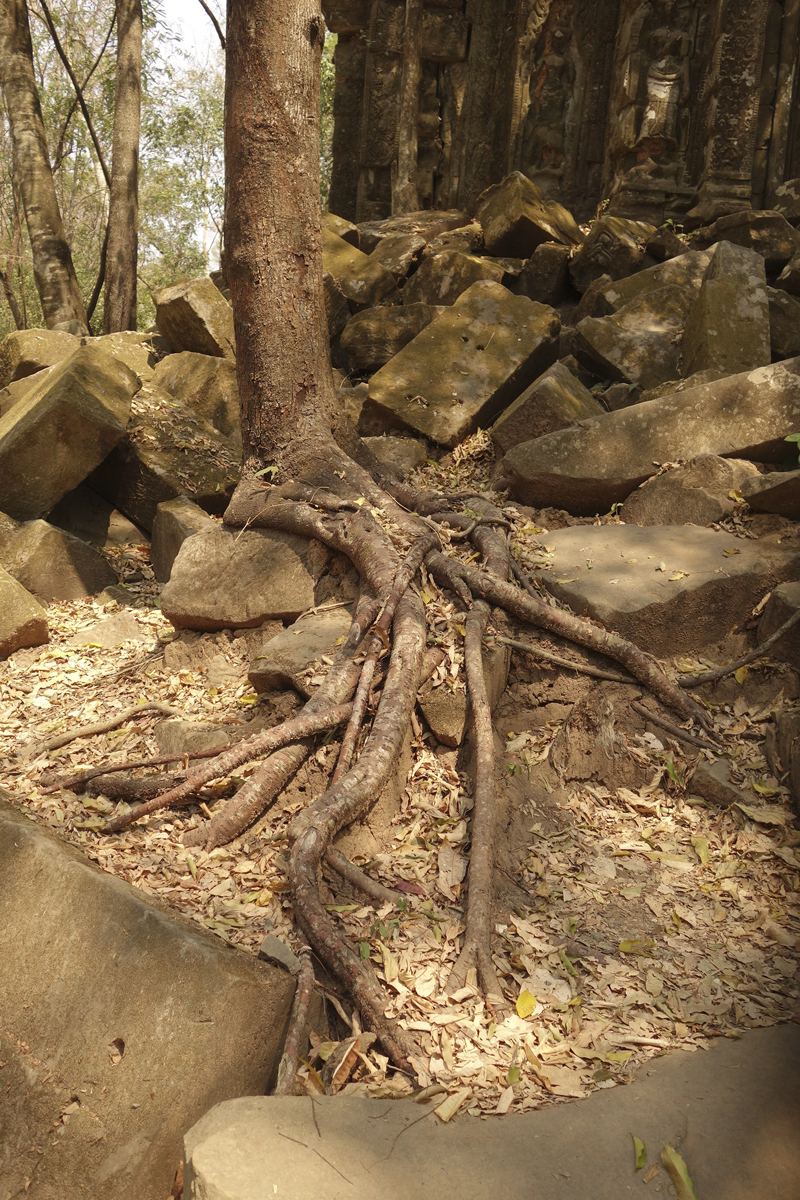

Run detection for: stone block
[[402, 250, 503, 306], [363, 435, 427, 475], [740, 469, 800, 518], [0, 567, 48, 659], [421, 7, 469, 61], [572, 283, 696, 390], [88, 384, 240, 532], [569, 217, 657, 292], [500, 359, 800, 514], [153, 719, 231, 756], [0, 344, 139, 521], [476, 172, 583, 258], [47, 482, 149, 549], [322, 210, 360, 246], [357, 209, 469, 255], [757, 581, 800, 667], [0, 800, 295, 1200], [0, 369, 47, 418], [322, 228, 399, 309], [249, 608, 353, 695], [152, 352, 241, 449], [92, 330, 158, 382], [154, 276, 236, 359], [418, 680, 467, 747], [66, 611, 150, 649], [689, 759, 748, 807], [422, 221, 483, 260], [773, 178, 800, 225], [324, 271, 351, 339], [0, 327, 79, 388], [768, 287, 800, 359], [515, 242, 571, 306], [364, 281, 560, 448], [0, 519, 118, 601], [490, 362, 603, 456], [596, 250, 712, 313], [620, 457, 760, 527], [150, 496, 219, 582], [689, 210, 800, 270], [161, 528, 316, 630], [368, 232, 425, 281], [527, 524, 800, 656], [340, 304, 442, 374], [682, 242, 771, 378]]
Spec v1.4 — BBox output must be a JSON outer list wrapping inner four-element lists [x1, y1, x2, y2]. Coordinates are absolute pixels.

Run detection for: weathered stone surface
[[597, 250, 712, 313], [363, 435, 427, 475], [92, 331, 158, 382], [645, 227, 687, 261], [773, 179, 800, 226], [689, 211, 800, 270], [418, 680, 467, 747], [690, 759, 748, 807], [775, 711, 800, 815], [88, 384, 240, 532], [66, 611, 149, 649], [368, 232, 425, 281], [0, 327, 79, 388], [0, 369, 47, 418], [401, 250, 503, 306], [364, 281, 560, 448], [322, 228, 399, 309], [339, 304, 442, 374], [357, 209, 469, 255], [0, 799, 295, 1200], [324, 271, 351, 340], [0, 567, 48, 659], [422, 221, 483, 261], [151, 497, 219, 583], [0, 344, 139, 522], [47, 483, 148, 549], [515, 242, 571, 306], [490, 362, 603, 455], [249, 609, 352, 695], [620, 457, 760, 527], [258, 933, 301, 976], [682, 242, 771, 378], [154, 719, 231, 756], [0, 519, 118, 601], [322, 210, 360, 246], [528, 524, 800, 656], [475, 172, 583, 258], [776, 254, 800, 297], [501, 360, 800, 514], [768, 287, 800, 359], [161, 529, 315, 630], [154, 276, 236, 359], [569, 217, 657, 292], [757, 581, 800, 667], [572, 284, 695, 390], [571, 273, 614, 323], [740, 469, 800, 518], [638, 368, 728, 405], [152, 352, 241, 448]]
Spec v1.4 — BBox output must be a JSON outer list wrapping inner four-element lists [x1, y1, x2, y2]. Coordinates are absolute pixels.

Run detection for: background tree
[[104, 0, 142, 331]]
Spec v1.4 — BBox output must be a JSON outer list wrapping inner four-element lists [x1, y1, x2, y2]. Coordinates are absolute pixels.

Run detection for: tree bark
[[0, 0, 87, 329], [104, 0, 142, 332], [392, 0, 423, 215]]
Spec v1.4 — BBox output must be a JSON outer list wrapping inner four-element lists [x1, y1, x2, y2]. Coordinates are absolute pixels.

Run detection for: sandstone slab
[[368, 231, 425, 281], [0, 799, 295, 1200], [357, 209, 469, 255], [154, 276, 235, 359], [322, 228, 399, 309], [501, 359, 800, 514], [340, 304, 442, 374], [768, 286, 800, 359], [0, 344, 139, 521], [401, 250, 503, 306], [88, 384, 240, 532], [92, 330, 158, 382], [322, 210, 359, 246], [0, 369, 48, 418], [0, 519, 118, 601], [572, 283, 695, 390], [475, 171, 583, 258], [66, 611, 149, 649], [490, 362, 603, 455], [682, 242, 771, 378], [740, 469, 800, 517], [690, 210, 800, 270], [0, 567, 48, 659], [152, 351, 241, 449], [151, 496, 219, 582], [323, 271, 350, 340], [365, 281, 560, 448], [249, 608, 353, 695], [515, 242, 571, 306], [690, 759, 749, 807], [596, 249, 712, 314], [773, 178, 800, 225], [757, 581, 800, 668], [528, 524, 800, 655], [620, 457, 760, 526], [569, 216, 657, 292], [0, 327, 79, 387], [363, 435, 427, 474], [47, 482, 149, 549], [161, 528, 315, 630]]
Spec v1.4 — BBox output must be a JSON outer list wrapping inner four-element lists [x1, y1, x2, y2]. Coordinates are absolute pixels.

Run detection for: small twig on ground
[[497, 635, 636, 684], [24, 701, 185, 759], [324, 846, 404, 906], [631, 701, 719, 751], [273, 940, 316, 1096], [677, 607, 800, 687], [41, 743, 234, 795]]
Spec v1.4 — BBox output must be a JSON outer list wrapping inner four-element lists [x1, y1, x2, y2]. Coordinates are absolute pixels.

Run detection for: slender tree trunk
[[104, 0, 142, 333], [0, 0, 87, 329], [225, 0, 339, 473], [392, 0, 423, 215]]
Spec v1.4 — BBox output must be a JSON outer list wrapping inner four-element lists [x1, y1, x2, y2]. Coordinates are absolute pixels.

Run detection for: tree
[[104, 0, 142, 332], [0, 0, 87, 329], [104, 0, 715, 1085]]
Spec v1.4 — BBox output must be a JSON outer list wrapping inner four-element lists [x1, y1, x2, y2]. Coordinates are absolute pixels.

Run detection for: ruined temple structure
[[322, 0, 800, 227]]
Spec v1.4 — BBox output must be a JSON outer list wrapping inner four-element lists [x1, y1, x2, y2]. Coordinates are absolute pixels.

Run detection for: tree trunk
[[104, 0, 142, 333], [392, 0, 423, 215], [0, 0, 87, 329]]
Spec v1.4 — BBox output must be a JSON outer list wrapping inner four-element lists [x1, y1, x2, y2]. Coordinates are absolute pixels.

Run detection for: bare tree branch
[[195, 0, 225, 48]]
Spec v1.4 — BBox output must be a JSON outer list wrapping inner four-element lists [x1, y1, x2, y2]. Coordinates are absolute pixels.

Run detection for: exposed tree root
[[496, 635, 636, 684], [272, 939, 315, 1097], [26, 701, 185, 760], [677, 606, 800, 687], [324, 846, 403, 907], [631, 701, 719, 751]]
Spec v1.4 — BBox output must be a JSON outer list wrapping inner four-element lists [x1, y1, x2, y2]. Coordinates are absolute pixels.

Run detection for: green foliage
[[320, 32, 336, 211]]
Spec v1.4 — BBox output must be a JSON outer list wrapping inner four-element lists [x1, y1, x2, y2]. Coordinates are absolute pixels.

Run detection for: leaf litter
[[0, 451, 799, 1121]]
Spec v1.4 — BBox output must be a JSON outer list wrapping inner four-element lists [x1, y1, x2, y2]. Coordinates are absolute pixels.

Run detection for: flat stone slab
[[620, 456, 760, 527], [528, 524, 800, 656], [490, 362, 603, 456], [0, 327, 79, 387], [0, 518, 118, 601], [154, 276, 236, 359], [183, 1025, 800, 1200], [682, 242, 771, 378], [152, 351, 241, 449], [249, 608, 353, 695], [0, 799, 295, 1200], [151, 496, 219, 583], [365, 281, 560, 448], [500, 358, 800, 514], [0, 567, 48, 659], [572, 283, 695, 390], [741, 468, 800, 517]]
